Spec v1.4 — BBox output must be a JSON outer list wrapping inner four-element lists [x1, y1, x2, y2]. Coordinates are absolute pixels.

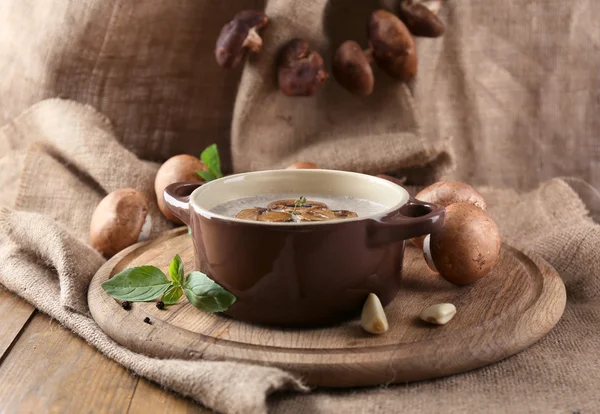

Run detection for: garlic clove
[[419, 303, 457, 325], [361, 293, 389, 334]]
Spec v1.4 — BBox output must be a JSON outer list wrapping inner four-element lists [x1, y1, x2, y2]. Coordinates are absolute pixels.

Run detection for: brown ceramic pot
[[164, 169, 445, 327]]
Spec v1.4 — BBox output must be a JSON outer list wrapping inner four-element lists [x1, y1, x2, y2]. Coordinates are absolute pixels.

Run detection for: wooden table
[[0, 290, 211, 413]]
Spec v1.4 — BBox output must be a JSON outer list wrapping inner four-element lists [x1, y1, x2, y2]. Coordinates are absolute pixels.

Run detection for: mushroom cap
[[215, 10, 269, 69], [297, 209, 358, 222], [426, 203, 501, 285], [90, 189, 150, 258], [278, 39, 328, 97], [286, 161, 319, 170], [333, 40, 375, 96], [411, 181, 487, 248], [235, 208, 293, 222], [154, 154, 208, 223], [267, 199, 328, 211], [399, 1, 445, 38], [368, 9, 418, 81]]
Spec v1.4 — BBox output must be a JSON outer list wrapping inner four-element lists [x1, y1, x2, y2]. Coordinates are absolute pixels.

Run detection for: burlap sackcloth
[[0, 98, 599, 413]]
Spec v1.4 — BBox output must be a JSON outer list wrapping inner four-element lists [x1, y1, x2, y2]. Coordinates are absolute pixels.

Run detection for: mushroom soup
[[210, 194, 387, 223]]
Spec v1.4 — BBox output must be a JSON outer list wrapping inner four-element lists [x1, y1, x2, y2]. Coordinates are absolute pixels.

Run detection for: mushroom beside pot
[[215, 10, 269, 69], [154, 154, 208, 224], [423, 203, 501, 285], [89, 189, 152, 258], [411, 181, 487, 248], [277, 39, 328, 97]]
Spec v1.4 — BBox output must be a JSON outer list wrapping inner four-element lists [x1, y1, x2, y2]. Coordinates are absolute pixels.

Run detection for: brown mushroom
[[423, 203, 501, 285], [90, 189, 151, 258], [267, 199, 328, 211], [411, 181, 487, 248], [215, 10, 269, 69], [278, 39, 328, 97], [297, 209, 358, 222], [236, 208, 293, 222], [332, 40, 375, 96], [286, 161, 319, 170], [369, 9, 418, 82], [257, 211, 293, 222], [154, 154, 208, 224], [398, 0, 445, 38], [236, 208, 265, 221]]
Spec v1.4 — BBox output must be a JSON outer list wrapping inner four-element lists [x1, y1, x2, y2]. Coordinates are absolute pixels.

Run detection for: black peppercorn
[[156, 301, 165, 310], [122, 301, 132, 310], [143, 317, 152, 325]]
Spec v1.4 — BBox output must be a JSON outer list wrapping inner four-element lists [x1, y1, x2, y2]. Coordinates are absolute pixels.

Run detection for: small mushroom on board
[[90, 189, 152, 258], [411, 181, 487, 248], [154, 154, 208, 224], [398, 0, 445, 38], [278, 39, 328, 97], [215, 10, 269, 69], [369, 9, 418, 82], [423, 203, 501, 285]]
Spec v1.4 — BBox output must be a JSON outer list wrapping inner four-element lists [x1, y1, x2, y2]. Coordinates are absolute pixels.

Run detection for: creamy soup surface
[[210, 194, 387, 222]]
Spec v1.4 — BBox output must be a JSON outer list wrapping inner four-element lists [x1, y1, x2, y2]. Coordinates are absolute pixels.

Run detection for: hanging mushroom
[[215, 10, 269, 69], [277, 39, 328, 97], [332, 9, 417, 95]]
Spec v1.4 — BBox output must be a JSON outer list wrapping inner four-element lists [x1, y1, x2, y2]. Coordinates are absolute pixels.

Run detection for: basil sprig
[[197, 144, 224, 182], [101, 254, 236, 312]]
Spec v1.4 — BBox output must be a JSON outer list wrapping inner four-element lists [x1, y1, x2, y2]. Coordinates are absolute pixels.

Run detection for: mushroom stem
[[243, 28, 263, 52], [137, 215, 152, 242], [422, 0, 442, 15]]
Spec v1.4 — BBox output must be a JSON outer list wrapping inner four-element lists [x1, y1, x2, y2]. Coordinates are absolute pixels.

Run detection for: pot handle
[[163, 182, 204, 225], [370, 197, 445, 245]]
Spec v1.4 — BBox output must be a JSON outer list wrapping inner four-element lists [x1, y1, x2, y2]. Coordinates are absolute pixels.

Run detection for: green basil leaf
[[168, 254, 184, 286], [162, 285, 183, 305], [102, 266, 171, 301], [200, 144, 223, 179], [183, 271, 236, 312], [197, 170, 217, 182]]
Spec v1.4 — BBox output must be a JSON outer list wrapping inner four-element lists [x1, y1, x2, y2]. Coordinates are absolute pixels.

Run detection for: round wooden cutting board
[[88, 228, 566, 388]]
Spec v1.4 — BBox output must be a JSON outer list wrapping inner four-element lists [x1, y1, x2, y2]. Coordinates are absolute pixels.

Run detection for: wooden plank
[[128, 379, 212, 414], [0, 313, 138, 413], [0, 290, 35, 360]]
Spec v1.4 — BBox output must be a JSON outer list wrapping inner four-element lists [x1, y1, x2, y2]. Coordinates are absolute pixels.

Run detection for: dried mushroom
[[369, 9, 418, 82], [278, 39, 328, 97], [215, 10, 269, 69], [398, 0, 445, 38]]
